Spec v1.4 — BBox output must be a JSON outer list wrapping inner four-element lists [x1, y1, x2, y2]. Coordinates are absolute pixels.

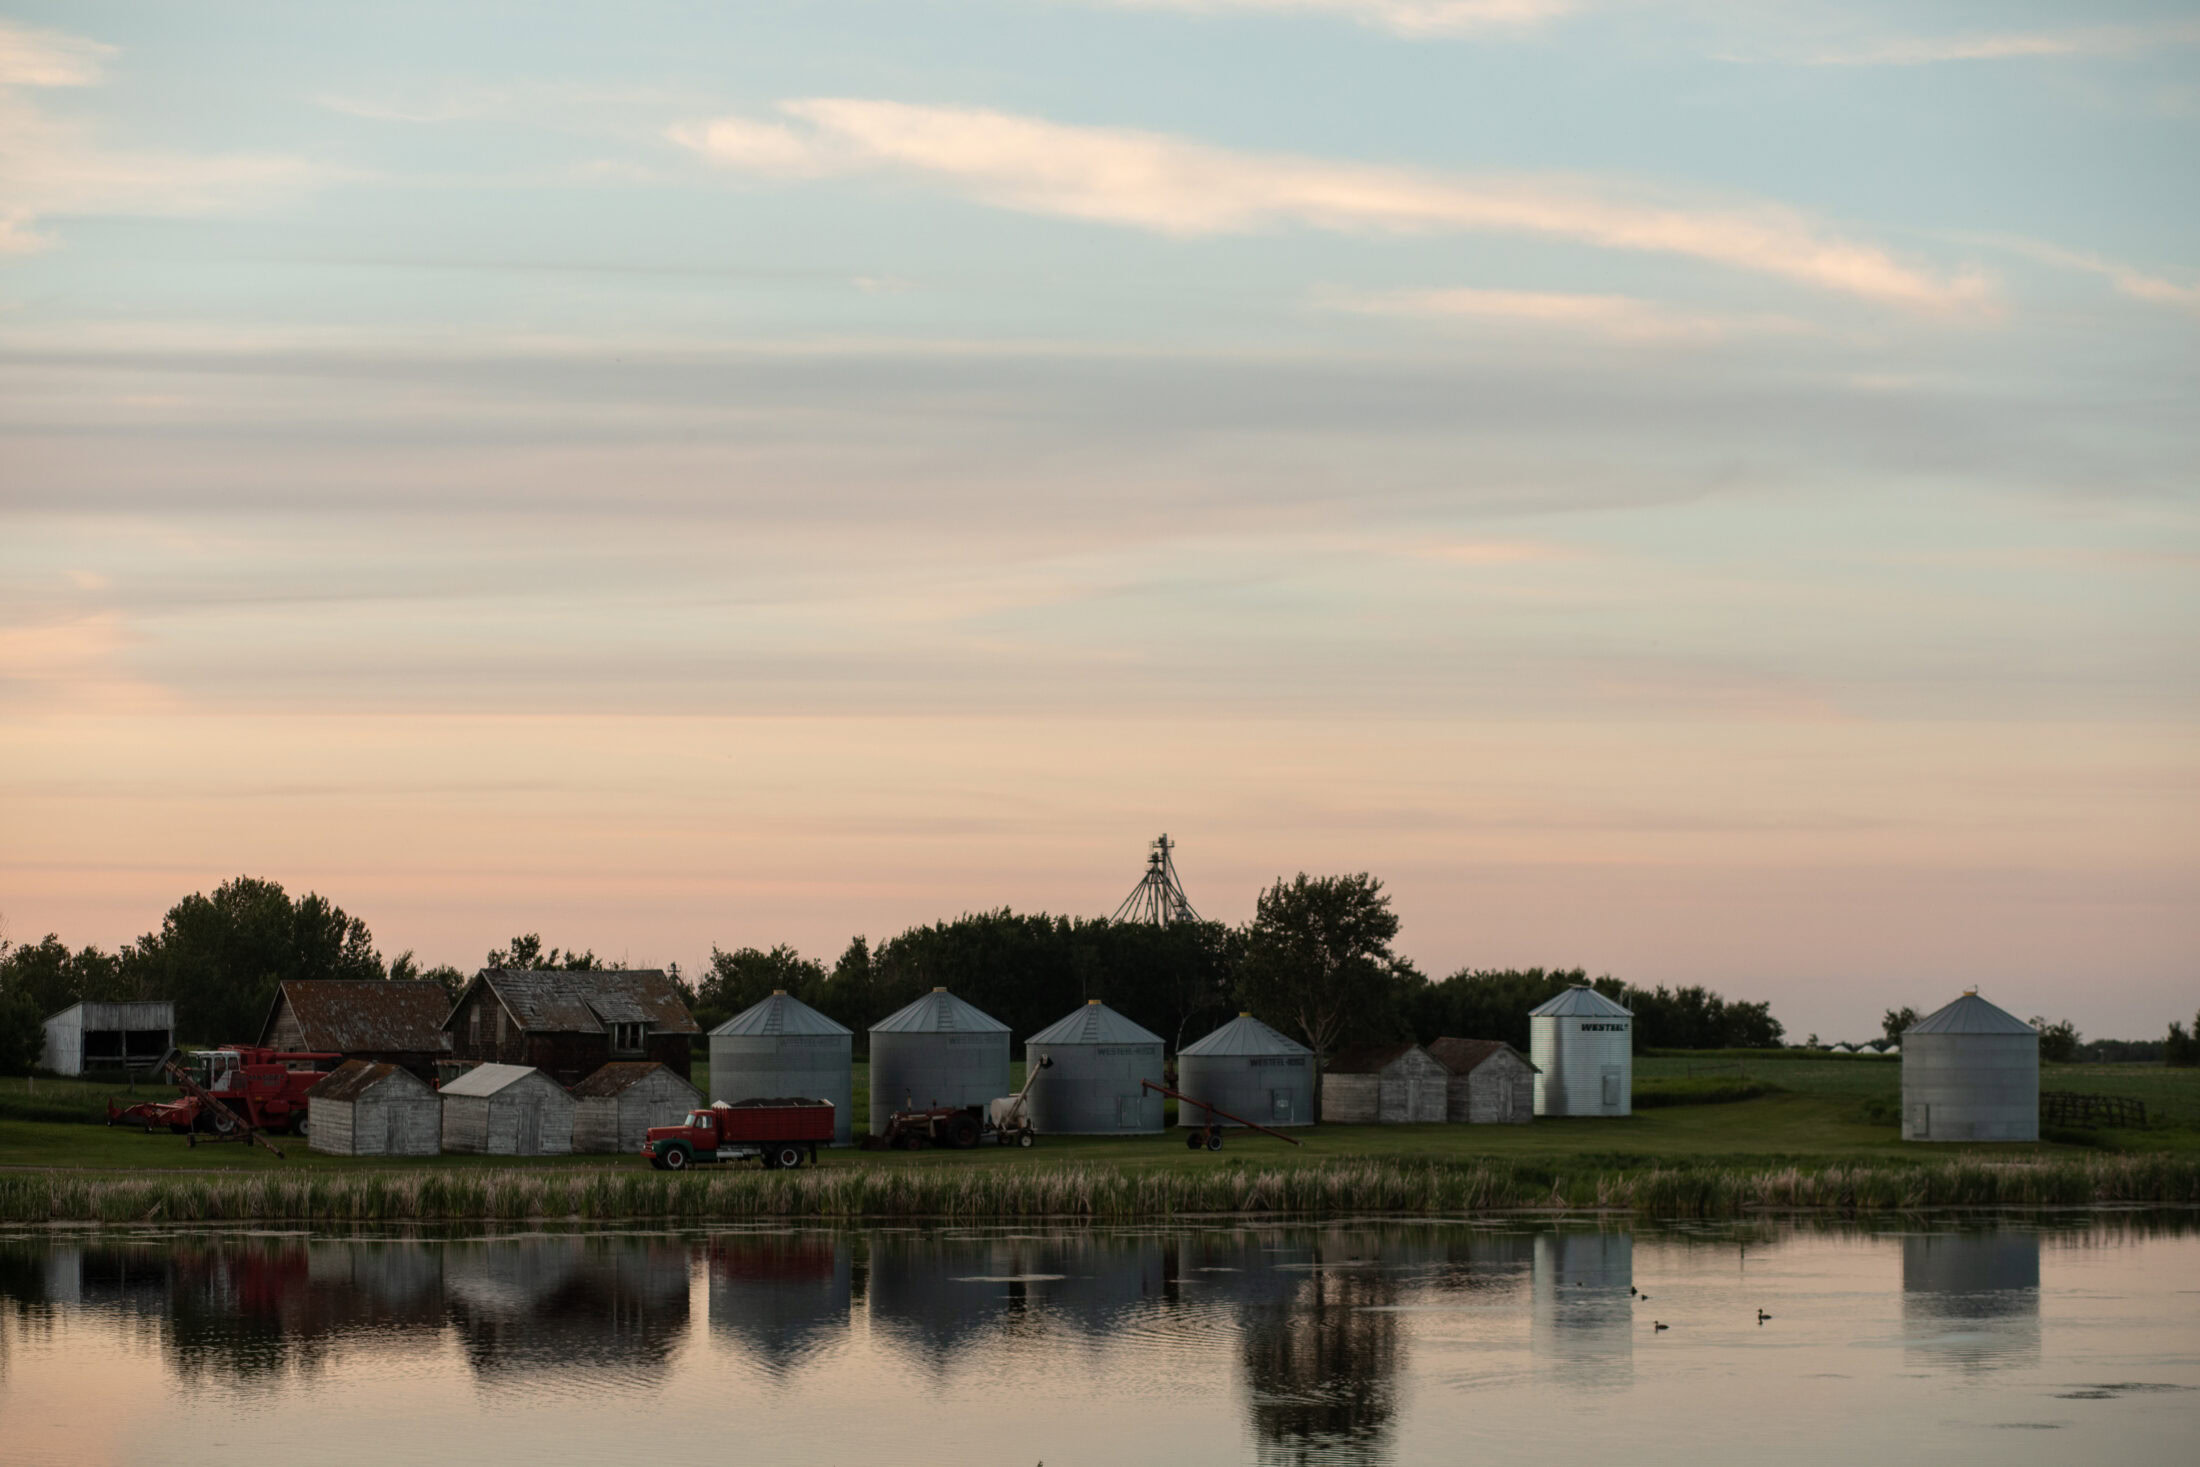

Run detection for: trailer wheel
[[1205, 1130, 1224, 1151], [1017, 1131, 1034, 1149], [773, 1144, 804, 1170], [1186, 1130, 1204, 1151]]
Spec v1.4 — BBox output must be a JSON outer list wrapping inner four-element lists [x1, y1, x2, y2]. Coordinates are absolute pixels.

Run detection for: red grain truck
[[642, 1098, 835, 1171]]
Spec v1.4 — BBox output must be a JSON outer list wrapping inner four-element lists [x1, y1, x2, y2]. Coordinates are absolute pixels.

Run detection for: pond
[[1, 1212, 2193, 1465]]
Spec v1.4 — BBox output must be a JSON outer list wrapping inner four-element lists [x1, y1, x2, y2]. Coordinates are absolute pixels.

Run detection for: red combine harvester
[[643, 1098, 836, 1171], [107, 1047, 340, 1138]]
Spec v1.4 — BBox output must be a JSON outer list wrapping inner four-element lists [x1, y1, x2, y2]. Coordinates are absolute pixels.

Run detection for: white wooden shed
[[1319, 1043, 1448, 1124], [40, 1001, 174, 1076], [569, 1061, 702, 1153], [308, 1059, 442, 1156], [440, 1063, 575, 1155]]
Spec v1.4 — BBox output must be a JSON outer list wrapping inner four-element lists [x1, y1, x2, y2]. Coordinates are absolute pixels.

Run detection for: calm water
[[1, 1213, 2195, 1465]]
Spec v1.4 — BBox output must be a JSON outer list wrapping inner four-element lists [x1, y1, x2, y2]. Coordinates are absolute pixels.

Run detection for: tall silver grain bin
[[1024, 1000, 1164, 1135], [1176, 1012, 1314, 1128], [1901, 992, 2038, 1142], [868, 988, 1010, 1131], [1529, 985, 1633, 1117], [711, 990, 854, 1145]]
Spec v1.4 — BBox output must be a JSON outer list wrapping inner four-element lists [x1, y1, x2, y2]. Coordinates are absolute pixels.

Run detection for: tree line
[[3, 870, 1798, 1074]]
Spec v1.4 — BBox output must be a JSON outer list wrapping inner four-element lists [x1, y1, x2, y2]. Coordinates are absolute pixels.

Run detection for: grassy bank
[[3, 1153, 2195, 1224]]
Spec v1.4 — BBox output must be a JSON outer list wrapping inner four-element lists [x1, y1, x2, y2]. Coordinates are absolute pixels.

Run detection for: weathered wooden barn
[[443, 969, 698, 1086], [259, 980, 451, 1078], [440, 1063, 576, 1155], [570, 1061, 703, 1153], [1425, 1037, 1538, 1124], [40, 1001, 174, 1076], [1319, 1043, 1448, 1124], [307, 1059, 442, 1156]]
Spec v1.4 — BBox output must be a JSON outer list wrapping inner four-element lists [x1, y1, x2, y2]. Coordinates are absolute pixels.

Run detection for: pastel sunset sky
[[1, 1, 2194, 1039]]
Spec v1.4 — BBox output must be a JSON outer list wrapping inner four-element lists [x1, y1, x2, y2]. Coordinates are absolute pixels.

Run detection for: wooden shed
[[440, 1063, 575, 1155], [308, 1059, 441, 1156], [1425, 1037, 1537, 1124], [1320, 1043, 1448, 1124], [570, 1061, 702, 1153], [40, 1001, 174, 1077]]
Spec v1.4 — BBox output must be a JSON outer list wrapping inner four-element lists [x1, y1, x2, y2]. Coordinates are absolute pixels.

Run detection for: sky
[[0, 1, 2194, 1042]]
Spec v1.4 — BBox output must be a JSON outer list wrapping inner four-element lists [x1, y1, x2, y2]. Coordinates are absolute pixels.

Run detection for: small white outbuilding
[[569, 1060, 702, 1153], [440, 1062, 575, 1155], [308, 1059, 441, 1156]]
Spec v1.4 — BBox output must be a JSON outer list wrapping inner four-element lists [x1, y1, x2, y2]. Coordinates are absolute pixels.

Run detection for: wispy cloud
[[1969, 234, 2200, 317], [670, 100, 1988, 311], [0, 24, 322, 256], [0, 20, 112, 87], [1082, 1, 1575, 38], [1334, 285, 1814, 340], [1750, 19, 2200, 68]]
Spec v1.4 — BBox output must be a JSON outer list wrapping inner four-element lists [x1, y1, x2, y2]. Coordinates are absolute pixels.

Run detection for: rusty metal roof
[[568, 1060, 700, 1099], [309, 1058, 433, 1102], [1425, 1037, 1538, 1076], [267, 980, 451, 1053], [1322, 1041, 1426, 1075], [461, 969, 700, 1036]]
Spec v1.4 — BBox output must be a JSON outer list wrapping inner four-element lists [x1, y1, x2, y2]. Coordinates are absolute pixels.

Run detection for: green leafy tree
[[0, 989, 41, 1074], [0, 934, 128, 1017], [693, 944, 828, 1034], [389, 950, 468, 1001], [485, 934, 606, 971], [121, 877, 383, 1043], [2166, 1017, 2200, 1068], [1235, 873, 1405, 1073], [2031, 1016, 2081, 1064], [1883, 1007, 1920, 1044]]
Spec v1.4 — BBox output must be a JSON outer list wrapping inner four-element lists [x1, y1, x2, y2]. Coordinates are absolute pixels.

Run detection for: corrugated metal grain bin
[[1901, 992, 2038, 1143], [1024, 1000, 1164, 1135], [1176, 1013, 1313, 1128], [439, 1063, 575, 1155], [570, 1060, 703, 1153], [39, 1001, 174, 1077], [1529, 985, 1633, 1117], [868, 988, 1009, 1131], [307, 1059, 441, 1156], [711, 990, 854, 1146]]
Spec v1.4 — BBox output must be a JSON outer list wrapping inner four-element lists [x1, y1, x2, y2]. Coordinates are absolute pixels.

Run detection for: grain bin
[[1901, 992, 2038, 1142], [1529, 985, 1633, 1117], [1024, 1000, 1164, 1135], [711, 990, 854, 1146], [1176, 1013, 1313, 1128], [868, 988, 1010, 1132]]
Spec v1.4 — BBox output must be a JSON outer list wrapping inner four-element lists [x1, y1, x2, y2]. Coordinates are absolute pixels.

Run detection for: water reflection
[[444, 1237, 691, 1384], [1237, 1228, 1406, 1467], [708, 1232, 856, 1374], [1901, 1229, 2041, 1372], [1531, 1231, 1634, 1387]]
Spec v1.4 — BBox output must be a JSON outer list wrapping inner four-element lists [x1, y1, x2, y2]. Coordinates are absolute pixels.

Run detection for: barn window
[[612, 1022, 646, 1053]]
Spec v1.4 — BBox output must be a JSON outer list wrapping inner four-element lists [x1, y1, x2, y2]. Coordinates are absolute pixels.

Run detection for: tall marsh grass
[[2, 1155, 2195, 1224]]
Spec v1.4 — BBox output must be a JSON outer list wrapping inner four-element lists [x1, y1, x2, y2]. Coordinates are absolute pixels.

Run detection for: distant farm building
[[1320, 1043, 1447, 1124], [1425, 1037, 1537, 1124], [868, 988, 1011, 1129], [444, 969, 698, 1086], [570, 1061, 703, 1153], [440, 1063, 576, 1155], [1024, 1000, 1166, 1135], [307, 1059, 441, 1156], [1175, 1013, 1313, 1129], [260, 979, 451, 1077], [40, 1001, 173, 1077], [1902, 992, 2038, 1143], [1529, 985, 1634, 1118], [711, 990, 854, 1146]]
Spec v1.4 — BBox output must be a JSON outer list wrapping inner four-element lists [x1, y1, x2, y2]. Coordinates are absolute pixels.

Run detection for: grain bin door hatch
[[1908, 1102, 1929, 1139], [1601, 1069, 1622, 1110], [1271, 1090, 1294, 1124]]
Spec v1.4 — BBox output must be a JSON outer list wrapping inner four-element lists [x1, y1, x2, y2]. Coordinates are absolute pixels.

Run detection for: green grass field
[[2, 1054, 2192, 1179]]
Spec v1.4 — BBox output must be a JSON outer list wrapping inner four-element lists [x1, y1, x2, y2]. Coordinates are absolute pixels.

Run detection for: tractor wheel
[[210, 1109, 238, 1136], [661, 1146, 689, 1172], [945, 1115, 981, 1150], [292, 1112, 310, 1139], [774, 1144, 804, 1170], [1205, 1130, 1224, 1151]]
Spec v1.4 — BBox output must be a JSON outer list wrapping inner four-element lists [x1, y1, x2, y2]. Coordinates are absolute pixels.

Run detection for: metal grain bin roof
[[870, 988, 1009, 1035], [438, 1062, 546, 1097], [713, 989, 850, 1038], [1179, 1013, 1309, 1058], [1027, 1000, 1162, 1047], [1906, 993, 2035, 1035], [1528, 985, 1633, 1019]]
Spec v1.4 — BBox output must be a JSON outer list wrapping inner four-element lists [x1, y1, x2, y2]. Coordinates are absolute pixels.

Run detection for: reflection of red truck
[[643, 1098, 835, 1171]]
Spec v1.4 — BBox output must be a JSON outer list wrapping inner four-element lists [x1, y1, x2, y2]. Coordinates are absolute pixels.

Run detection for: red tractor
[[107, 1047, 341, 1138], [643, 1098, 837, 1170]]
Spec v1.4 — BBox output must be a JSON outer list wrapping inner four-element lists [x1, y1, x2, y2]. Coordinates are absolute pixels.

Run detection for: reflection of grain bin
[[1530, 1230, 1633, 1388], [1025, 1001, 1165, 1134], [1902, 1229, 2040, 1371], [1177, 1014, 1313, 1128], [1901, 993, 2038, 1143], [711, 990, 853, 1146], [1529, 986, 1633, 1117], [866, 1233, 1027, 1367], [708, 1232, 853, 1374], [868, 989, 1010, 1130]]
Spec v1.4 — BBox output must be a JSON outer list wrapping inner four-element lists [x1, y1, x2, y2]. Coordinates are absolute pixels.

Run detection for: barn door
[[517, 1101, 541, 1153], [386, 1106, 403, 1154]]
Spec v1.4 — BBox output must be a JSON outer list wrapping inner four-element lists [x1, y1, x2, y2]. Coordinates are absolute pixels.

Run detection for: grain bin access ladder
[[1141, 1079, 1303, 1151]]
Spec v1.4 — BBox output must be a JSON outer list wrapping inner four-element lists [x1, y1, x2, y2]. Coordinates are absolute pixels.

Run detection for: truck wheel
[[773, 1144, 803, 1170], [661, 1146, 689, 1171]]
